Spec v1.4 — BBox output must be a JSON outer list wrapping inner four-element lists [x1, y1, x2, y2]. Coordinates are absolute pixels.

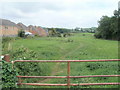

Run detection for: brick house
[[0, 19, 48, 37], [27, 25, 48, 36], [0, 19, 19, 37]]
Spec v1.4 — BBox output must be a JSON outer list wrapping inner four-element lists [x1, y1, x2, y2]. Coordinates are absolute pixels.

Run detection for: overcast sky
[[0, 0, 119, 28]]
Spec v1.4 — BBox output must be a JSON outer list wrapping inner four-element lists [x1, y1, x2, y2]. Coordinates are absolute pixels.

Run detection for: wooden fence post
[[4, 54, 10, 62]]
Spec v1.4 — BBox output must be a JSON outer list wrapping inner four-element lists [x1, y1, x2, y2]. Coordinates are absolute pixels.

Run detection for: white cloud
[[0, 0, 119, 28]]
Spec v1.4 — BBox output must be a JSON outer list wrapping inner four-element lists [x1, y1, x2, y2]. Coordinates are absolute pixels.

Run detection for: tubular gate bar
[[13, 59, 120, 88]]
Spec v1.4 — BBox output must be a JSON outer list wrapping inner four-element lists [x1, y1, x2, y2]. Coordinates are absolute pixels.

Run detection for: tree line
[[47, 28, 73, 37], [74, 27, 97, 33], [94, 9, 120, 40], [47, 27, 97, 37]]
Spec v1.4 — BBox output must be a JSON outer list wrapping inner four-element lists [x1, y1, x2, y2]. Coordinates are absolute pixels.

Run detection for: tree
[[94, 16, 111, 39], [75, 27, 80, 32], [94, 13, 118, 40], [18, 30, 25, 38], [48, 28, 58, 37], [114, 10, 119, 17]]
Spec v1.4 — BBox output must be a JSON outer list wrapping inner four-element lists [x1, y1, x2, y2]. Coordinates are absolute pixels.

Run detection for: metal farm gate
[[2, 54, 120, 88]]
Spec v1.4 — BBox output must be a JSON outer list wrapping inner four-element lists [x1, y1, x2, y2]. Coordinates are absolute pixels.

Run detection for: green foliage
[[2, 37, 14, 43], [2, 46, 51, 87], [2, 37, 15, 53], [18, 30, 25, 38], [10, 46, 38, 60], [10, 47, 51, 83], [48, 28, 72, 33], [48, 28, 72, 37], [2, 60, 18, 88], [73, 27, 97, 33], [114, 9, 120, 17], [48, 28, 57, 37], [94, 10, 118, 40]]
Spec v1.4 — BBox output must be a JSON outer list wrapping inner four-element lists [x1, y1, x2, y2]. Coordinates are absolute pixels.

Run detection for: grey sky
[[0, 0, 119, 28]]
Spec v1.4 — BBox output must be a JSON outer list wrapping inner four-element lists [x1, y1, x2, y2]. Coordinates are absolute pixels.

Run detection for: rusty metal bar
[[67, 62, 70, 88], [13, 59, 120, 63], [17, 83, 67, 86], [17, 75, 120, 78], [70, 75, 120, 78], [72, 83, 120, 86], [15, 59, 120, 87], [4, 54, 10, 62], [17, 76, 67, 78], [17, 83, 120, 86]]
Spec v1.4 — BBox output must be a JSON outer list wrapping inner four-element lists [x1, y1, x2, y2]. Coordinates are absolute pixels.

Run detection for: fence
[[2, 54, 120, 88]]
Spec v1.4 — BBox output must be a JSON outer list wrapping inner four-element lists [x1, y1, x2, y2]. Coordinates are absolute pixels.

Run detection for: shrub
[[2, 37, 15, 53], [9, 47, 51, 83], [18, 30, 25, 38], [2, 60, 18, 88]]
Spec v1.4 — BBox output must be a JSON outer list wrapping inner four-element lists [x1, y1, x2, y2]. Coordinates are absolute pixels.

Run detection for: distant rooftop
[[0, 19, 17, 27], [17, 22, 28, 30]]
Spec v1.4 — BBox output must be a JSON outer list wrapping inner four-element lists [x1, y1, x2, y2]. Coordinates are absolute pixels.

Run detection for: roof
[[28, 25, 37, 30], [0, 19, 18, 27], [17, 23, 28, 30]]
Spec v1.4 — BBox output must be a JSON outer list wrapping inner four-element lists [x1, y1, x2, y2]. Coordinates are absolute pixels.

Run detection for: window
[[5, 26, 8, 29]]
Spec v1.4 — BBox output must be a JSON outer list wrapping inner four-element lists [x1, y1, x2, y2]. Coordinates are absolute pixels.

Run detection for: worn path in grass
[[38, 43, 84, 83], [38, 62, 61, 83]]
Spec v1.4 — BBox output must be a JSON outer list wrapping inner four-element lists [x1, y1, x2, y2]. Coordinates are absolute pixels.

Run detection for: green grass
[[12, 33, 118, 60], [6, 33, 119, 88]]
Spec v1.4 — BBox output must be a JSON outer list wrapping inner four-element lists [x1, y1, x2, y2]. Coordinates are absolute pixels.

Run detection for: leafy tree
[[18, 30, 25, 38], [48, 28, 57, 37], [75, 27, 80, 31], [94, 10, 118, 40], [114, 10, 119, 17]]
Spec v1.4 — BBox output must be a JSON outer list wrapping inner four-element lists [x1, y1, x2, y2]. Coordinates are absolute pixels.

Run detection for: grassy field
[[12, 33, 118, 60], [6, 33, 119, 88]]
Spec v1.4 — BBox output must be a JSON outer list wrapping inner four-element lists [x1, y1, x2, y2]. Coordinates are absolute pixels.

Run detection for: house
[[17, 23, 28, 31], [28, 25, 38, 35], [0, 19, 48, 37], [0, 19, 19, 37], [37, 26, 48, 36], [27, 25, 48, 36]]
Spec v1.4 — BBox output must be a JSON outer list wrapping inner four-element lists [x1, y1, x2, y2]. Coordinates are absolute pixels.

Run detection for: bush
[[2, 46, 51, 87], [94, 31, 102, 39], [18, 30, 25, 38], [9, 47, 51, 83], [2, 60, 18, 88], [2, 37, 15, 53]]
